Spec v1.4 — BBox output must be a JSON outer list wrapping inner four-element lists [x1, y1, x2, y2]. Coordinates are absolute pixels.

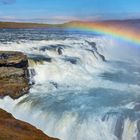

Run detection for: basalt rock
[[0, 108, 59, 140], [85, 41, 106, 62], [0, 51, 29, 99]]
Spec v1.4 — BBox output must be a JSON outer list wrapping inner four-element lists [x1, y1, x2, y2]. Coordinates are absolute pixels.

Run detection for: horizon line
[[0, 18, 140, 25]]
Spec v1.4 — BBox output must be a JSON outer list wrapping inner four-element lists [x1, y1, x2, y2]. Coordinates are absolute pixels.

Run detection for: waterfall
[[0, 29, 140, 140]]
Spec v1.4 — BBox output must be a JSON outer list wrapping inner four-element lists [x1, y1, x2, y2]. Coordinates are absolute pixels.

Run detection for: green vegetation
[[0, 21, 57, 28]]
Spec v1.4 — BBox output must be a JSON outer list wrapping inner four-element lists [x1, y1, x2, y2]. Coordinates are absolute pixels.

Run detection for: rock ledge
[[0, 51, 29, 99]]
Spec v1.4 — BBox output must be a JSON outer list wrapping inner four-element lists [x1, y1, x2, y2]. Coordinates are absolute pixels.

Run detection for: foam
[[0, 33, 140, 140]]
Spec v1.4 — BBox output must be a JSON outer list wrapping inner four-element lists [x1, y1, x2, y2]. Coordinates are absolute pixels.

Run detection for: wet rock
[[39, 44, 66, 52], [0, 51, 28, 68], [102, 112, 125, 140], [137, 120, 140, 140], [63, 56, 78, 64], [85, 41, 97, 51], [114, 116, 124, 140], [0, 51, 29, 99], [0, 108, 59, 140], [29, 54, 52, 63], [85, 40, 106, 62], [137, 120, 140, 132], [98, 54, 106, 62], [28, 68, 36, 85], [50, 82, 58, 88], [57, 47, 63, 55]]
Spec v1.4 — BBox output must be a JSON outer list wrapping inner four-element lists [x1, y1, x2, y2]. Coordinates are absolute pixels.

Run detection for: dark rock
[[102, 112, 124, 140], [62, 56, 79, 64], [137, 120, 140, 132], [85, 40, 97, 51], [85, 40, 106, 62], [137, 120, 140, 140], [0, 51, 29, 99], [0, 53, 8, 59], [39, 44, 67, 52], [57, 47, 63, 55], [99, 54, 106, 62], [50, 82, 58, 88], [114, 116, 124, 140], [29, 54, 52, 62]]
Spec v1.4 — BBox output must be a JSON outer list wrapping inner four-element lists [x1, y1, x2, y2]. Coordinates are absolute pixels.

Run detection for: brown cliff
[[0, 109, 59, 140]]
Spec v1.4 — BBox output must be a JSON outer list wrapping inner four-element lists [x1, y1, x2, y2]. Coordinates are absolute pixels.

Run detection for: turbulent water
[[0, 28, 140, 140]]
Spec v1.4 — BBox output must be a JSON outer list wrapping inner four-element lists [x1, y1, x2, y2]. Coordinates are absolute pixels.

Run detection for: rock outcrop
[[0, 109, 59, 140], [0, 51, 29, 99], [0, 51, 59, 140]]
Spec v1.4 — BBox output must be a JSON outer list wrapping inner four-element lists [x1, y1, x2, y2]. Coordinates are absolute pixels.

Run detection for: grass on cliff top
[[0, 21, 64, 28]]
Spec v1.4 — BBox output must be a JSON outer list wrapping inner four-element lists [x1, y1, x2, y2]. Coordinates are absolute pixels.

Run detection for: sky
[[0, 0, 140, 23]]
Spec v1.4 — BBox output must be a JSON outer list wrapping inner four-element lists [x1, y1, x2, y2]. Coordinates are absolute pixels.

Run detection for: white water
[[0, 30, 140, 140]]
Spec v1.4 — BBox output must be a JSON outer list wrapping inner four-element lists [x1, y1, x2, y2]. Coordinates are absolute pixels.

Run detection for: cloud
[[0, 16, 77, 24], [1, 13, 139, 24], [0, 0, 16, 5], [0, 16, 16, 20], [0, 15, 106, 24]]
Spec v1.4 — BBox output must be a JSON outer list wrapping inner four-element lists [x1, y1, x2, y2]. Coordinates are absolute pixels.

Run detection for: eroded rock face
[[0, 51, 29, 99], [0, 51, 59, 139], [0, 109, 59, 140]]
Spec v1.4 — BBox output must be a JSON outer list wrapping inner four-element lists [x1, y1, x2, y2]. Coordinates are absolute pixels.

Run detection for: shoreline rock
[[0, 108, 59, 140], [0, 51, 59, 140], [0, 51, 29, 99]]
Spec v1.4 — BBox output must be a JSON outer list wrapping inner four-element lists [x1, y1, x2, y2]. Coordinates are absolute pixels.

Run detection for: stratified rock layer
[[0, 51, 59, 140], [0, 51, 29, 99], [0, 109, 59, 140]]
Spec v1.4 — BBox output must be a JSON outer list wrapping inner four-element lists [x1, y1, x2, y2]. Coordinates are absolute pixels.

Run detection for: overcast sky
[[0, 0, 140, 23]]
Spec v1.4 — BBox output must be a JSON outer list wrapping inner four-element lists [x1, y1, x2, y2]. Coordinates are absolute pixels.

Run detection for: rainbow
[[65, 21, 140, 45]]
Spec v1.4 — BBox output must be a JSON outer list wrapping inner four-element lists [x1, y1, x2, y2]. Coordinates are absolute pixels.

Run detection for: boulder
[[0, 109, 59, 140], [0, 51, 29, 99]]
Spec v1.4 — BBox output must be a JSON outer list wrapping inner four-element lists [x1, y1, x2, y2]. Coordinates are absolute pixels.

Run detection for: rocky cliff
[[0, 51, 29, 99], [0, 109, 59, 140], [0, 51, 59, 140]]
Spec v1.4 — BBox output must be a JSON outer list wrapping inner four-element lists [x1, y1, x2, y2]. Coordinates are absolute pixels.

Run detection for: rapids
[[0, 28, 140, 140]]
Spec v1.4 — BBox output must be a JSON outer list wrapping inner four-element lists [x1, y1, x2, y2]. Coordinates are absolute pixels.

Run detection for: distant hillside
[[63, 19, 140, 27], [0, 19, 140, 29], [0, 22, 55, 28]]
